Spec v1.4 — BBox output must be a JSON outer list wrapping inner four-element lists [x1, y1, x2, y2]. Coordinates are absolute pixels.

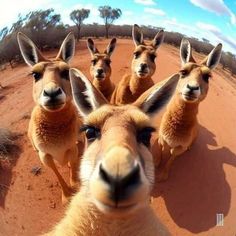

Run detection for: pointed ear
[[201, 43, 222, 70], [104, 38, 116, 56], [56, 32, 75, 63], [132, 24, 144, 46], [152, 30, 164, 49], [17, 32, 46, 66], [69, 68, 108, 117], [133, 74, 179, 116], [180, 38, 195, 66], [87, 38, 99, 56]]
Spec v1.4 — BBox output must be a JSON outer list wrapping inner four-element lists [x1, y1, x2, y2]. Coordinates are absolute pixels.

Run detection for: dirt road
[[0, 39, 235, 236]]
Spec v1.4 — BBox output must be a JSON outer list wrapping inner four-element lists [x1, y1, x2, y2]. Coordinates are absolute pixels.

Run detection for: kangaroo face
[[17, 32, 75, 112]]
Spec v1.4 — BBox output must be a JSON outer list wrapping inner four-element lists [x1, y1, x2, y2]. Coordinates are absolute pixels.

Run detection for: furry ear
[[152, 30, 164, 49], [180, 38, 195, 66], [17, 32, 46, 66], [87, 38, 99, 56], [134, 74, 179, 115], [132, 24, 144, 46], [69, 68, 107, 117], [104, 38, 116, 56], [56, 32, 75, 63], [201, 43, 222, 70]]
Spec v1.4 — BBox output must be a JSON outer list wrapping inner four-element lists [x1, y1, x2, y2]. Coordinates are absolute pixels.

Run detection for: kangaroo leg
[[39, 152, 73, 204], [151, 138, 162, 168], [68, 146, 79, 189], [157, 145, 187, 182]]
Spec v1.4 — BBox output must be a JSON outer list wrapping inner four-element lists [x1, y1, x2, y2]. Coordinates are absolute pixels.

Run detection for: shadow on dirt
[[152, 125, 236, 233]]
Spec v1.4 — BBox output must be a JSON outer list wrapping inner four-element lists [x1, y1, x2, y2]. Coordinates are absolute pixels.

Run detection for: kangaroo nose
[[140, 63, 147, 71], [97, 69, 104, 75], [187, 84, 199, 91], [43, 87, 62, 98], [99, 163, 140, 202]]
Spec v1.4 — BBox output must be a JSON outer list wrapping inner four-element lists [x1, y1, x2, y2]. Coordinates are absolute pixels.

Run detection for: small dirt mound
[[0, 128, 21, 163]]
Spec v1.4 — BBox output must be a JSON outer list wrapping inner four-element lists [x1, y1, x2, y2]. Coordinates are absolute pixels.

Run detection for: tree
[[98, 6, 122, 38], [202, 38, 210, 44], [24, 9, 63, 49], [0, 27, 8, 40], [70, 8, 90, 40], [25, 9, 61, 33], [10, 14, 27, 33]]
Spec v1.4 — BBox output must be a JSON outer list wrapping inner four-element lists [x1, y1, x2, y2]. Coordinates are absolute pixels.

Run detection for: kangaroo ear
[[56, 32, 75, 63], [132, 24, 144, 46], [104, 38, 116, 56], [133, 74, 179, 116], [180, 38, 195, 66], [152, 30, 164, 49], [69, 68, 107, 117], [87, 38, 99, 56], [201, 43, 222, 70], [17, 32, 46, 66]]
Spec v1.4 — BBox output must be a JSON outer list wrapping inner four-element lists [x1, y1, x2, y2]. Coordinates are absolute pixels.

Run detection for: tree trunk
[[9, 60, 13, 69], [77, 25, 81, 41], [105, 25, 109, 39], [105, 17, 109, 39]]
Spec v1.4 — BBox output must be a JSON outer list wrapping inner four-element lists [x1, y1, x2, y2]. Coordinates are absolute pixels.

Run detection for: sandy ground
[[0, 39, 236, 236]]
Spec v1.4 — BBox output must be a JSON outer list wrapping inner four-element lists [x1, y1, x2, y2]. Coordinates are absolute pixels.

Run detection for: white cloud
[[0, 0, 55, 29], [190, 0, 236, 25], [162, 18, 198, 34], [144, 7, 166, 16], [134, 0, 156, 6], [0, 1, 102, 29], [196, 21, 236, 52], [196, 22, 220, 33], [158, 17, 236, 53]]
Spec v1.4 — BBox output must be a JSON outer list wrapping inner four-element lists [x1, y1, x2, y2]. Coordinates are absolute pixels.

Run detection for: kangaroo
[[44, 68, 179, 236], [17, 32, 84, 203], [110, 24, 164, 105], [154, 38, 222, 181], [87, 38, 116, 100]]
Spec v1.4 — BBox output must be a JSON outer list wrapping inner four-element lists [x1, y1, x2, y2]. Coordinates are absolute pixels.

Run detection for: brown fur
[[44, 191, 170, 236], [154, 39, 222, 181], [17, 32, 84, 203], [111, 72, 155, 105], [87, 38, 116, 100], [111, 25, 164, 105], [44, 68, 178, 236]]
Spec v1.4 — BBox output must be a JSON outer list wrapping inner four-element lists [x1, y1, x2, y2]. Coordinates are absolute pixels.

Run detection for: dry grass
[[0, 128, 21, 162]]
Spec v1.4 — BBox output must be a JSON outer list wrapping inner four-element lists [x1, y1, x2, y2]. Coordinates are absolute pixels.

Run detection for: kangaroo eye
[[32, 72, 42, 82], [202, 73, 211, 83], [80, 125, 100, 142], [105, 59, 111, 66], [134, 51, 141, 59], [150, 54, 156, 62], [180, 69, 188, 77], [60, 70, 69, 80], [91, 59, 97, 66], [137, 127, 156, 147]]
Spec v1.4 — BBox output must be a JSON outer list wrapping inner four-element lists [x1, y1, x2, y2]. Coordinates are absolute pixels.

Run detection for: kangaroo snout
[[43, 87, 62, 98], [186, 84, 200, 92]]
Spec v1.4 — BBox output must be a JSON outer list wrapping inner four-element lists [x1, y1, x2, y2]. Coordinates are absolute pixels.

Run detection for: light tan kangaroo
[[17, 32, 84, 203], [44, 68, 179, 236], [154, 38, 222, 181], [87, 38, 116, 100], [110, 24, 164, 105]]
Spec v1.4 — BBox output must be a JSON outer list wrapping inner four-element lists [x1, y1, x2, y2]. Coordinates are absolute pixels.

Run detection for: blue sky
[[0, 0, 236, 54]]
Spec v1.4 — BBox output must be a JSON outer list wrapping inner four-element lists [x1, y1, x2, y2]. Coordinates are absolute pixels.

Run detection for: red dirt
[[0, 39, 236, 236]]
